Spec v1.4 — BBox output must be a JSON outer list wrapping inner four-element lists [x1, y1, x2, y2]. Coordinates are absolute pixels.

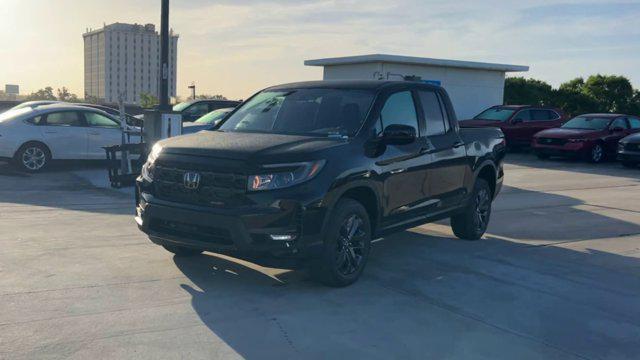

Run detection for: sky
[[1, 0, 639, 101]]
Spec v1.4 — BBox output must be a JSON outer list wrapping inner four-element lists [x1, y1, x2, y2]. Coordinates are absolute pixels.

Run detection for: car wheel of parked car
[[162, 245, 203, 257], [13, 142, 51, 173], [535, 152, 550, 160], [312, 198, 371, 287], [589, 143, 605, 163], [451, 178, 492, 241], [622, 161, 637, 168]]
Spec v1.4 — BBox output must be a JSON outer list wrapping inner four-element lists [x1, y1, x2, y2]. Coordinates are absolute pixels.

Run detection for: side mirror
[[512, 118, 523, 124], [611, 126, 625, 133], [382, 124, 416, 145]]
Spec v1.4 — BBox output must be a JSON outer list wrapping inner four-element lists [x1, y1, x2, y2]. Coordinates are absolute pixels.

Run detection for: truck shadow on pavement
[[173, 227, 640, 359]]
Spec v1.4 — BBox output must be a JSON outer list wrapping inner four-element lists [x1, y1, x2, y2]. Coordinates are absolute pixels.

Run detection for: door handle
[[390, 168, 406, 174], [453, 141, 464, 148], [44, 131, 57, 134], [88, 131, 100, 135]]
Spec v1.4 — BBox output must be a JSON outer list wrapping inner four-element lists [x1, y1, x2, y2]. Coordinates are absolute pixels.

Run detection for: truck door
[[417, 89, 467, 211], [375, 90, 430, 224]]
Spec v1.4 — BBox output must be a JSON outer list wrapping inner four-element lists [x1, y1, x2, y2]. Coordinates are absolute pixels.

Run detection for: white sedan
[[0, 104, 140, 172]]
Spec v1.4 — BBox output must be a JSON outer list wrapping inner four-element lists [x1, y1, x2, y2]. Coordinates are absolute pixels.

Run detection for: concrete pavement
[[0, 154, 639, 359]]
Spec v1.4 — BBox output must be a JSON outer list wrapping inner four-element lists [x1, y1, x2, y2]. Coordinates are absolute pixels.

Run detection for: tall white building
[[83, 23, 178, 104]]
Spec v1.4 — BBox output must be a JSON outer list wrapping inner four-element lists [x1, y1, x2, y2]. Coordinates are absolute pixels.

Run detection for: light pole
[[188, 83, 196, 100]]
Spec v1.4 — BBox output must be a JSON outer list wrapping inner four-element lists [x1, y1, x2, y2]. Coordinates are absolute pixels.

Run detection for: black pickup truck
[[135, 81, 506, 286]]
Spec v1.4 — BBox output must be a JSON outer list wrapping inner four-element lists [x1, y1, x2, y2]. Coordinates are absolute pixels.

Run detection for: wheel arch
[[329, 184, 381, 235], [14, 140, 53, 159]]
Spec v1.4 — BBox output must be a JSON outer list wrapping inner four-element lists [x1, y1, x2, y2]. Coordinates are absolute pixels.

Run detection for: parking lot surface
[[1, 154, 639, 359]]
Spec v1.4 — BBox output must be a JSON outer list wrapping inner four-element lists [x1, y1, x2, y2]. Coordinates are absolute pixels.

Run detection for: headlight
[[248, 160, 325, 191], [141, 143, 162, 182], [567, 139, 587, 143]]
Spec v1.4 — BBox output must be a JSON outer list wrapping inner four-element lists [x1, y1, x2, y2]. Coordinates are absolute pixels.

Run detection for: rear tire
[[13, 142, 50, 173], [311, 199, 371, 287], [162, 245, 202, 257], [451, 178, 492, 241]]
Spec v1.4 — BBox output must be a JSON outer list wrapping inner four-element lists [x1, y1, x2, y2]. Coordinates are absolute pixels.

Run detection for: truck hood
[[158, 130, 348, 161], [534, 128, 604, 139]]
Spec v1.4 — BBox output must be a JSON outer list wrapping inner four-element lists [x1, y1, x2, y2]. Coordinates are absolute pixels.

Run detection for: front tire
[[588, 143, 605, 163], [451, 178, 492, 241], [312, 199, 371, 287], [14, 143, 50, 172], [162, 245, 202, 257]]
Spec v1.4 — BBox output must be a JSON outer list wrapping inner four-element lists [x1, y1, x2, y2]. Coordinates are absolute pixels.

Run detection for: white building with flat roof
[[83, 23, 178, 104], [305, 54, 529, 119]]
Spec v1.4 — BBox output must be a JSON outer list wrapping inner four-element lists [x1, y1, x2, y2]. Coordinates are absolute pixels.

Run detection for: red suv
[[460, 105, 565, 148], [533, 114, 640, 163]]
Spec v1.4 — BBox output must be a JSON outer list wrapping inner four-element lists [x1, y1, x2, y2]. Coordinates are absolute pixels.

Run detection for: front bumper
[[618, 149, 640, 163], [532, 141, 591, 157], [135, 178, 327, 259]]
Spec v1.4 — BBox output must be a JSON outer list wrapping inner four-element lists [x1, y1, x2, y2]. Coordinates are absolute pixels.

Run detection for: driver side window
[[379, 91, 419, 135], [514, 110, 531, 122], [610, 118, 629, 129], [85, 112, 120, 128]]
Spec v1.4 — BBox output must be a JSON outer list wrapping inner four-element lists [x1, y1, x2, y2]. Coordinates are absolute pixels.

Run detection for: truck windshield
[[474, 107, 516, 121], [562, 117, 611, 130], [218, 88, 375, 137]]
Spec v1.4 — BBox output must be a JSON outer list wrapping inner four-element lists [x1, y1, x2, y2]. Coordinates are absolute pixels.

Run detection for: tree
[[582, 75, 634, 113], [56, 87, 79, 102], [140, 92, 159, 108], [549, 88, 600, 117], [84, 93, 99, 104], [195, 94, 228, 100], [504, 77, 553, 106], [26, 87, 56, 101]]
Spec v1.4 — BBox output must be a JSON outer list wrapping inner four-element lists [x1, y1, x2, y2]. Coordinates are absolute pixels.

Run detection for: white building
[[83, 23, 178, 104], [305, 54, 528, 119]]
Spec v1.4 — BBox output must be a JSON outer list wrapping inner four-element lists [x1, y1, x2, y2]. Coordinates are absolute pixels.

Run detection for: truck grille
[[153, 165, 250, 207], [537, 138, 567, 146]]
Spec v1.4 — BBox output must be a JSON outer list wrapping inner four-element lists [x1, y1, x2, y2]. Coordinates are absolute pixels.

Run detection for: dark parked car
[[135, 80, 506, 286], [618, 131, 640, 168], [533, 114, 640, 163], [182, 108, 234, 135], [460, 105, 565, 148], [173, 99, 241, 122]]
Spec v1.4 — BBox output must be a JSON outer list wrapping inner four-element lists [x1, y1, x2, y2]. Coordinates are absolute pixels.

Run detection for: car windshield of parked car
[[172, 101, 195, 112], [194, 109, 231, 124], [473, 107, 516, 121], [562, 117, 611, 130], [217, 88, 375, 137]]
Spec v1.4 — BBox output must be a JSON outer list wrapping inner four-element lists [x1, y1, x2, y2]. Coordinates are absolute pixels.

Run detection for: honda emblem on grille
[[183, 172, 201, 190]]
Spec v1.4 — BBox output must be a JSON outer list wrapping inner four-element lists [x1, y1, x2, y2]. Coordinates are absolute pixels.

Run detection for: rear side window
[[379, 91, 419, 135], [45, 112, 82, 126], [629, 117, 640, 129], [530, 110, 552, 121], [418, 91, 447, 136]]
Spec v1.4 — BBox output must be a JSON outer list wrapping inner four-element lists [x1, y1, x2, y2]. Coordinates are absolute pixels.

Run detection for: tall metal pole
[[159, 0, 170, 110]]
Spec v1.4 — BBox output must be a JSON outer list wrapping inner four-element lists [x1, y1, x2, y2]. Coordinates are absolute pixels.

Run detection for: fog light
[[270, 234, 296, 241]]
